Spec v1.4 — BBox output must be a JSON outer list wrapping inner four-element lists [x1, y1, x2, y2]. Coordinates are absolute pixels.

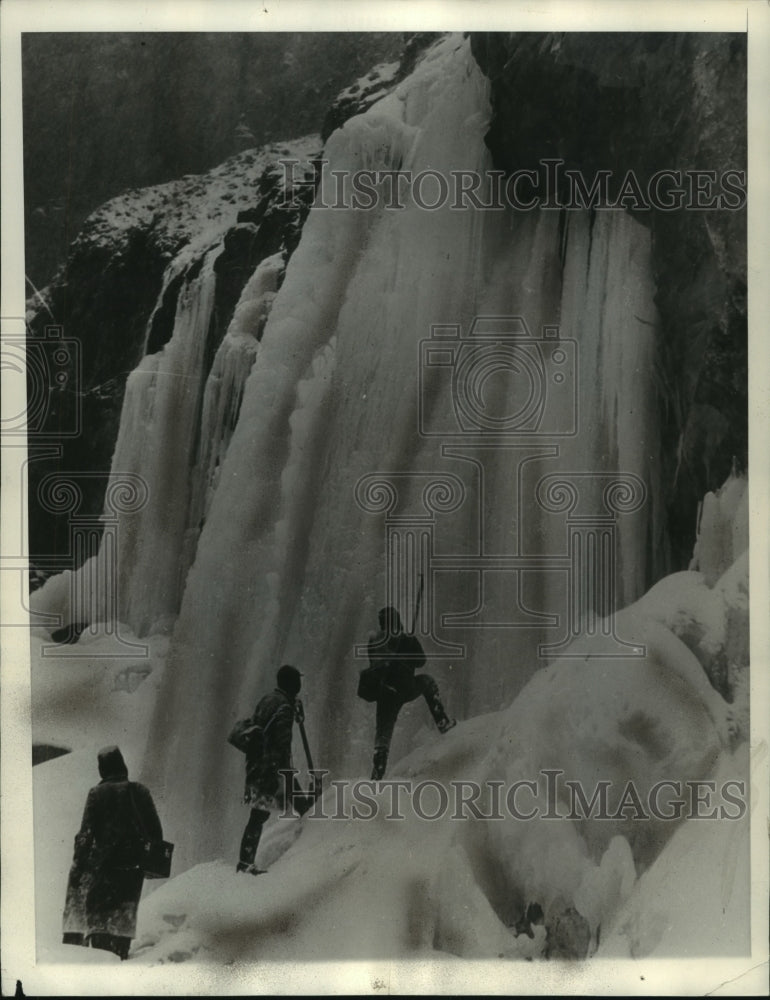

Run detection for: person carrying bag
[[62, 746, 170, 961]]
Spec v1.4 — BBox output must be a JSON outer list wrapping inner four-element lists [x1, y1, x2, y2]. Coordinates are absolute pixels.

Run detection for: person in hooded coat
[[236, 664, 303, 875], [62, 746, 163, 960], [367, 606, 456, 780]]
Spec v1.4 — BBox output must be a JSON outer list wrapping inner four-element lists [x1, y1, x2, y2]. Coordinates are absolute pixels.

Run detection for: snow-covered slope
[[31, 537, 749, 967]]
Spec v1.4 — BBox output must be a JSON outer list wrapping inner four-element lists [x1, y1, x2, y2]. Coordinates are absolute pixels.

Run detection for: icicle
[[185, 252, 285, 560], [105, 249, 220, 635]]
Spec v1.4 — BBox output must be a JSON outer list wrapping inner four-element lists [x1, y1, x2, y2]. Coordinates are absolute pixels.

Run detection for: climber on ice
[[361, 605, 456, 780], [228, 664, 306, 875]]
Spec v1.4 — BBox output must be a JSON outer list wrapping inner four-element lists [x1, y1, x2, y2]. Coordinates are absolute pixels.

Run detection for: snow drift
[[32, 534, 749, 964]]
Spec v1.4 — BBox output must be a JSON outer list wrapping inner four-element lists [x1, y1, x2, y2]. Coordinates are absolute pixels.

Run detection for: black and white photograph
[[1, 0, 768, 995]]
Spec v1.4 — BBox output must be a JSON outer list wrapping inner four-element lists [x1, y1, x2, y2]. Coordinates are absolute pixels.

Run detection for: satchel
[[357, 665, 382, 703], [227, 717, 264, 754], [128, 785, 174, 880], [138, 837, 174, 879], [228, 704, 286, 756]]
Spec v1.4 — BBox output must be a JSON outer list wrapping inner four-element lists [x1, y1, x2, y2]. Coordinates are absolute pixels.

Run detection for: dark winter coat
[[62, 747, 162, 941], [243, 688, 295, 809], [367, 627, 426, 701]]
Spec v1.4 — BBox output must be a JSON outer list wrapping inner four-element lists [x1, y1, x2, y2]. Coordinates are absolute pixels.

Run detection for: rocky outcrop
[[321, 33, 443, 142], [470, 32, 747, 572], [23, 33, 407, 288], [26, 139, 319, 569]]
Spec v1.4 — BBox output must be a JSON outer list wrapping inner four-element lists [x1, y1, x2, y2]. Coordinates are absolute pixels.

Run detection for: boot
[[421, 676, 455, 733], [238, 807, 269, 871], [236, 862, 267, 876], [428, 692, 456, 733], [371, 747, 388, 780]]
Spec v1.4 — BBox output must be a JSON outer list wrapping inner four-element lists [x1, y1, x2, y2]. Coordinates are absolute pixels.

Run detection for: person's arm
[[134, 783, 163, 842], [268, 702, 295, 772], [368, 634, 399, 692], [73, 788, 98, 863], [403, 633, 426, 670]]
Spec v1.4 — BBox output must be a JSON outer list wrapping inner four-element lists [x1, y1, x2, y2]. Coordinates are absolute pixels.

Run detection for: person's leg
[[87, 932, 122, 957], [237, 807, 270, 871], [282, 771, 317, 817], [372, 695, 401, 779], [415, 674, 456, 732]]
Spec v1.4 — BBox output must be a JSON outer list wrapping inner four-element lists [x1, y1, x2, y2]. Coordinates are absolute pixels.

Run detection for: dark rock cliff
[[470, 32, 747, 574], [25, 141, 318, 570]]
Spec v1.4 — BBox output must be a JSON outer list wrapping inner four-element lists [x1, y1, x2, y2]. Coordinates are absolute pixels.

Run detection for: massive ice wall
[[123, 36, 665, 870]]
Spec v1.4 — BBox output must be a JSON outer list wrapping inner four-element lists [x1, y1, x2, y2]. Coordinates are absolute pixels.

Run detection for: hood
[[97, 745, 129, 781]]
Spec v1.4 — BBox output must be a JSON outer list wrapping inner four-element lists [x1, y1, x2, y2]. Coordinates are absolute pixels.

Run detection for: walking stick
[[294, 698, 315, 770], [294, 698, 322, 807], [409, 573, 425, 635]]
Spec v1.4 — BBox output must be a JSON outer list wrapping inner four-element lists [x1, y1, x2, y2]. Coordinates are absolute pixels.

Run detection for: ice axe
[[409, 572, 425, 635], [294, 698, 323, 811]]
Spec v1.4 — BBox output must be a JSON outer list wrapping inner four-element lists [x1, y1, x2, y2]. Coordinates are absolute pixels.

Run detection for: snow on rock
[[320, 33, 443, 142], [24, 134, 321, 580], [690, 470, 749, 586], [451, 601, 737, 951], [132, 785, 546, 964], [321, 59, 401, 143], [597, 746, 750, 958], [130, 548, 744, 963], [51, 136, 321, 290], [632, 549, 749, 714]]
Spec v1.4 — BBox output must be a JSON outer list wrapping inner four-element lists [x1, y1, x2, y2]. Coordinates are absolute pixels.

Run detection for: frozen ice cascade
[[31, 35, 748, 958], [135, 34, 667, 863]]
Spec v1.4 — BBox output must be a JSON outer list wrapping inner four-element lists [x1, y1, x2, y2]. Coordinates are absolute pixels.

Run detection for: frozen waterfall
[[92, 36, 665, 871]]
